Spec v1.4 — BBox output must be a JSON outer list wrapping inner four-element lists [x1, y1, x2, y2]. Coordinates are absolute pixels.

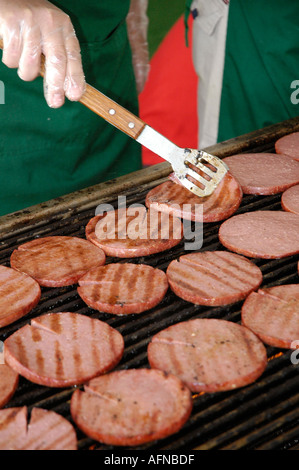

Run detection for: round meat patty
[[4, 312, 124, 387], [71, 368, 193, 447], [0, 365, 19, 409], [147, 318, 267, 393], [86, 206, 183, 258], [10, 236, 106, 287], [0, 265, 41, 328], [222, 153, 299, 195], [145, 172, 242, 222], [78, 263, 169, 315], [0, 406, 77, 450], [219, 210, 299, 259], [275, 132, 299, 161], [241, 284, 299, 349], [281, 184, 299, 215], [166, 251, 263, 306]]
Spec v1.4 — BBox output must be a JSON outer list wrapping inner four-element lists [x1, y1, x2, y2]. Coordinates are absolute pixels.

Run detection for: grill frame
[[1, 117, 299, 450]]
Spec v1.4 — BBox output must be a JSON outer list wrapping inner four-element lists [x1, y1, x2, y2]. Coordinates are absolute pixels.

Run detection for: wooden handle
[[0, 38, 146, 139], [80, 85, 146, 139]]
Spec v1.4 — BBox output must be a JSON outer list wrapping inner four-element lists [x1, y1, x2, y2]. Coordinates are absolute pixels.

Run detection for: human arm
[[0, 0, 85, 108]]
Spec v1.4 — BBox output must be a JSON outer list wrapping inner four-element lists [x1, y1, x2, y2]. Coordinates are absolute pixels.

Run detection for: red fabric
[[139, 15, 198, 166]]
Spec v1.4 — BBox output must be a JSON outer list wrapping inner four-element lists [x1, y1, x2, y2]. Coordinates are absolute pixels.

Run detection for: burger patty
[[10, 236, 106, 287], [147, 318, 267, 392], [166, 251, 263, 306], [145, 172, 242, 222], [71, 368, 193, 447], [78, 263, 169, 315], [86, 206, 183, 258], [219, 210, 299, 259], [4, 312, 124, 387]]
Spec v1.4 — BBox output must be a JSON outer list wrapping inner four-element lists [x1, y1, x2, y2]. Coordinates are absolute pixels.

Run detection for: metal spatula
[[0, 39, 228, 197], [80, 86, 228, 197]]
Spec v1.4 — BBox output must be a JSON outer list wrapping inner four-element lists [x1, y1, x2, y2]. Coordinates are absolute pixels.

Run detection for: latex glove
[[0, 0, 85, 108], [126, 0, 150, 94]]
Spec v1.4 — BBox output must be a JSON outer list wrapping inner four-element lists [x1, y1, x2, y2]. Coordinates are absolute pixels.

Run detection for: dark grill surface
[[1, 124, 299, 450]]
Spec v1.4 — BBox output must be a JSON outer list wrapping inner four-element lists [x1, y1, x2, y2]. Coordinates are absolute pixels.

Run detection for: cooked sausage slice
[[219, 210, 299, 259], [0, 365, 18, 409], [275, 132, 299, 161], [4, 312, 124, 387], [148, 318, 267, 392], [241, 284, 299, 349], [0, 265, 41, 328], [145, 172, 242, 222], [0, 406, 77, 450], [281, 184, 299, 215], [71, 368, 192, 447], [86, 206, 183, 258], [166, 251, 263, 306], [78, 263, 169, 315], [222, 153, 299, 195], [10, 236, 106, 287]]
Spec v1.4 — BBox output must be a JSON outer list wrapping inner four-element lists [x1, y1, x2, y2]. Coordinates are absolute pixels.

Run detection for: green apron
[[218, 0, 299, 142], [0, 0, 141, 216]]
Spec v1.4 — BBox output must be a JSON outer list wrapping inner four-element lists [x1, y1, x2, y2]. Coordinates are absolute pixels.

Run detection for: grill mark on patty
[[125, 267, 139, 300], [32, 327, 42, 342], [71, 312, 78, 340], [168, 274, 214, 299], [180, 253, 260, 288], [90, 320, 101, 367], [141, 266, 156, 302], [170, 262, 240, 294], [70, 314, 83, 378], [15, 335, 28, 368], [68, 240, 86, 273], [35, 348, 45, 376], [169, 254, 261, 298], [0, 408, 21, 433], [160, 339, 186, 378], [107, 264, 127, 305], [0, 268, 39, 299], [55, 340, 64, 379], [212, 251, 259, 277], [50, 313, 62, 334], [233, 326, 264, 369]]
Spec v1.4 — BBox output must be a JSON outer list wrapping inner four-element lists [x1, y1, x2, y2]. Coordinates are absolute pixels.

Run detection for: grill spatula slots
[[0, 39, 228, 197]]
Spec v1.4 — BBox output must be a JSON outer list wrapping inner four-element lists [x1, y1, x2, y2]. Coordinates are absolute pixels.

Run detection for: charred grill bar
[[1, 117, 299, 450]]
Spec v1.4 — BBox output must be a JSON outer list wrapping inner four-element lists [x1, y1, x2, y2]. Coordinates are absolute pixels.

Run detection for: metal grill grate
[[1, 118, 299, 450]]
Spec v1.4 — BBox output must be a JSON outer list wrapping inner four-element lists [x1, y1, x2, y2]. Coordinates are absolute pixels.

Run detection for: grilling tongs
[[0, 39, 228, 197]]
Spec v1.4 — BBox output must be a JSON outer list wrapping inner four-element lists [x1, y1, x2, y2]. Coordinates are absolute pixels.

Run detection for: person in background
[[186, 0, 299, 149], [0, 0, 149, 216]]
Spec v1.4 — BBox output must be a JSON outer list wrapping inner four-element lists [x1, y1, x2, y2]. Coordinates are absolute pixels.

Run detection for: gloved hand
[[126, 0, 150, 94], [0, 0, 85, 108]]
